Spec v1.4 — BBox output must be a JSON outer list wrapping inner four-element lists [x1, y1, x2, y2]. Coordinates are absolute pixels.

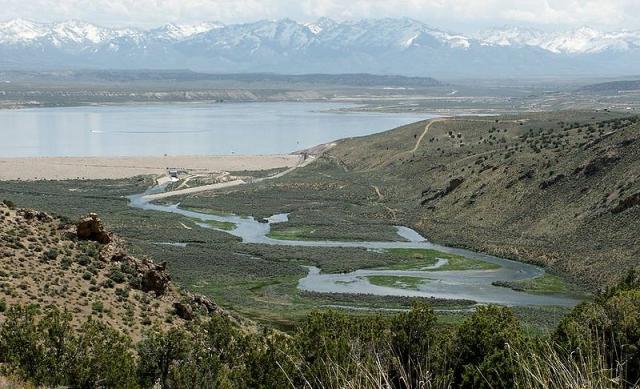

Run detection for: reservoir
[[0, 102, 430, 157]]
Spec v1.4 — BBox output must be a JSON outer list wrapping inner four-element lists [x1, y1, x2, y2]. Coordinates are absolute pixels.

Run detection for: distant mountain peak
[[153, 22, 223, 40], [0, 18, 638, 77], [476, 25, 640, 54], [0, 18, 47, 42]]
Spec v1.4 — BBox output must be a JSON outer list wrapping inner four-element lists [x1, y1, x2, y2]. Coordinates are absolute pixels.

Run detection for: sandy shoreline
[[0, 155, 301, 181]]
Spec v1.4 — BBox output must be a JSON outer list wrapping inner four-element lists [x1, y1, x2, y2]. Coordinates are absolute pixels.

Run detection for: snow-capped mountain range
[[475, 26, 640, 54], [0, 18, 638, 77]]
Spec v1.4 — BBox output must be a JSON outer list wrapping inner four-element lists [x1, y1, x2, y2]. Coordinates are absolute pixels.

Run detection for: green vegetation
[[299, 291, 474, 310], [91, 301, 104, 313], [437, 256, 501, 271], [192, 218, 236, 231], [267, 226, 318, 241], [0, 174, 578, 330], [493, 273, 577, 295], [2, 273, 640, 389], [0, 307, 137, 388], [229, 166, 290, 179], [1, 199, 15, 210], [376, 248, 438, 268], [379, 248, 501, 271], [367, 275, 429, 290], [266, 225, 372, 242]]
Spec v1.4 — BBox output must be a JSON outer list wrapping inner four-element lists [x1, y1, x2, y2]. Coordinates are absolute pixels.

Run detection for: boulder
[[77, 213, 111, 244], [173, 302, 194, 320], [518, 169, 535, 181], [140, 258, 171, 296], [173, 294, 221, 320], [191, 293, 220, 315], [17, 209, 52, 222], [444, 177, 465, 194], [539, 174, 566, 190], [612, 192, 640, 214], [98, 237, 133, 263]]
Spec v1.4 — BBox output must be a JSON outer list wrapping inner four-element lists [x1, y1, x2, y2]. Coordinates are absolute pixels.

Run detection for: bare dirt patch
[[0, 155, 300, 181]]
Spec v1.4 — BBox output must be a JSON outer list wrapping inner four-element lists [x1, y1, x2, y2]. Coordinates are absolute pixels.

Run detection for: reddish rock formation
[[140, 258, 171, 296], [77, 213, 112, 244], [173, 302, 194, 320]]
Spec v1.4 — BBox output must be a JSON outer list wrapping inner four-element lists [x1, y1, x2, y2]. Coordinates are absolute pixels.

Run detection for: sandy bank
[[0, 155, 301, 181]]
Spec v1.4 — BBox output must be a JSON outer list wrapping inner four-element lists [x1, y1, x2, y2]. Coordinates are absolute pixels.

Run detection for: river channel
[[129, 189, 581, 307]]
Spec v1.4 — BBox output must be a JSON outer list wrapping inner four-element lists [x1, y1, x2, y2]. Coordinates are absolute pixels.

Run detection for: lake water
[[0, 102, 431, 157]]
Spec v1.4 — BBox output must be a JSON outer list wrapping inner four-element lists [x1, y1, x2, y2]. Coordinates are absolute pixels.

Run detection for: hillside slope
[[579, 79, 640, 93], [322, 111, 640, 288], [0, 202, 220, 338]]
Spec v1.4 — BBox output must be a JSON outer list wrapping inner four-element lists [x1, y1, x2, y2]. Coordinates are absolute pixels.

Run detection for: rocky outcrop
[[77, 213, 112, 244], [612, 192, 640, 214], [99, 238, 172, 296], [139, 259, 171, 296], [539, 174, 565, 189], [16, 209, 52, 222], [2, 207, 222, 333], [444, 177, 465, 194], [174, 293, 222, 321], [173, 302, 194, 320], [421, 177, 465, 205], [97, 234, 132, 262], [190, 293, 220, 315], [573, 151, 620, 177], [84, 214, 221, 317]]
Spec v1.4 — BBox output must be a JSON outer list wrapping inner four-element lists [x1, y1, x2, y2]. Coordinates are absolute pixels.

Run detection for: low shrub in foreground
[[0, 272, 639, 388]]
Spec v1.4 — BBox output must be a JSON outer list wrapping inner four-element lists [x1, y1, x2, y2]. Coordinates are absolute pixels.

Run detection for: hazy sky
[[1, 0, 639, 32]]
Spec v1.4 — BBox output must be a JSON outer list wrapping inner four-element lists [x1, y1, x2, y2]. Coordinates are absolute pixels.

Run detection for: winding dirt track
[[374, 118, 445, 169], [372, 185, 384, 201], [409, 118, 445, 153], [375, 117, 528, 169]]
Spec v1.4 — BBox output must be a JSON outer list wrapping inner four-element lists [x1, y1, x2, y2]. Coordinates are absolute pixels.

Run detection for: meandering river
[[129, 190, 582, 307]]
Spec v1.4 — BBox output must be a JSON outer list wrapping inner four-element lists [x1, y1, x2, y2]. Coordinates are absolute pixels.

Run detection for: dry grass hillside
[[0, 201, 220, 340], [324, 111, 640, 288]]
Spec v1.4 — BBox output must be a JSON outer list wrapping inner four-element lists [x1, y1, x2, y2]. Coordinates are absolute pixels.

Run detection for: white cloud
[[0, 0, 638, 31]]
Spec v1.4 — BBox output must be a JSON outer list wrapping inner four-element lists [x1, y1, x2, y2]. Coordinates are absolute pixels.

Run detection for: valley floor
[[1, 110, 638, 332]]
